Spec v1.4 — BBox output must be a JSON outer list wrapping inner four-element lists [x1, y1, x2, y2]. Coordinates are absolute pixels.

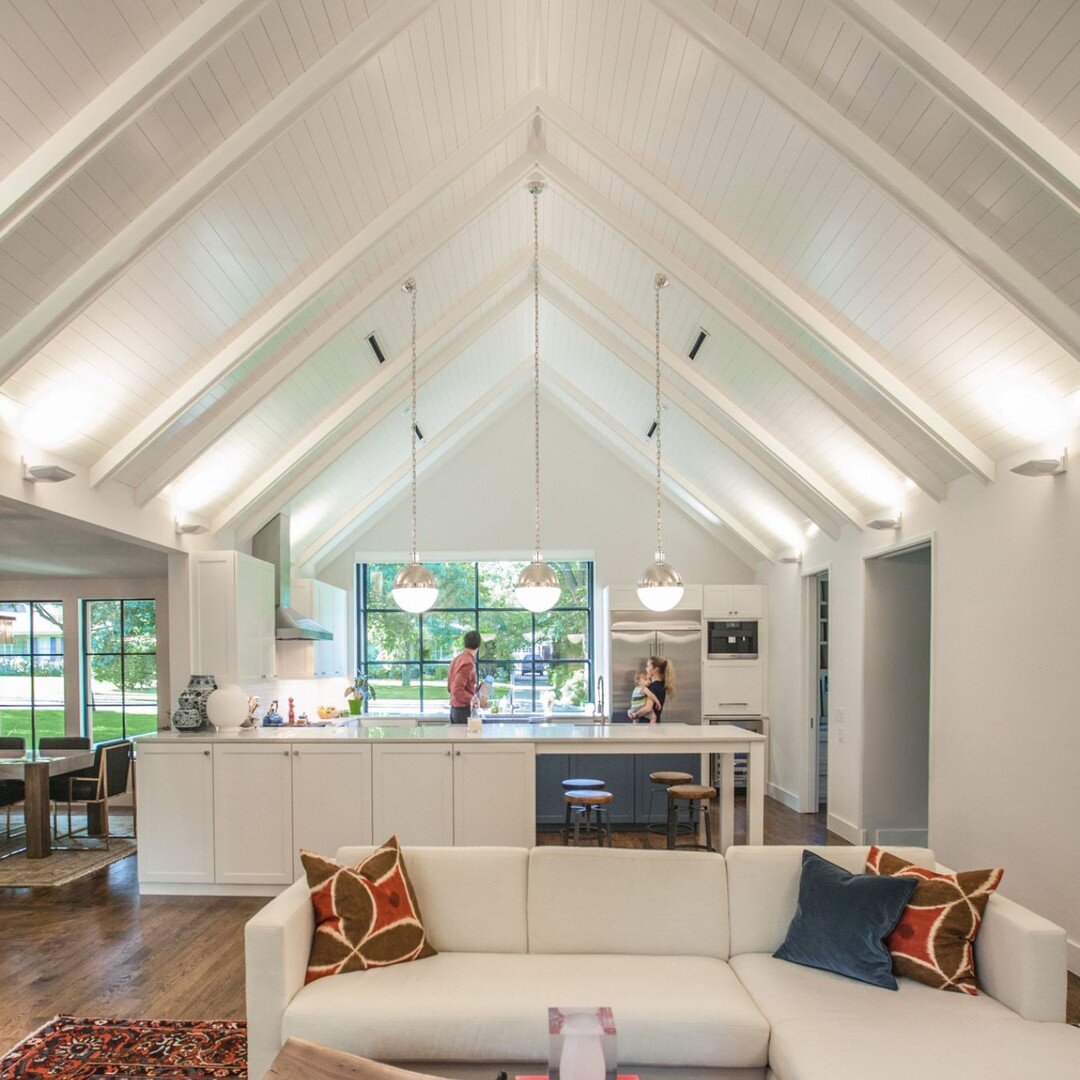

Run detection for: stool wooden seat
[[649, 770, 694, 785], [666, 784, 717, 852], [562, 790, 613, 846]]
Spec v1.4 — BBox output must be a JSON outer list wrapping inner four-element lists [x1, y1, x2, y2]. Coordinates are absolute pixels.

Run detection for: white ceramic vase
[[206, 683, 248, 730]]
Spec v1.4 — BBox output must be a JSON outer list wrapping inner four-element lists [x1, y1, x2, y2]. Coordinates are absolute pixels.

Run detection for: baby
[[630, 670, 656, 723]]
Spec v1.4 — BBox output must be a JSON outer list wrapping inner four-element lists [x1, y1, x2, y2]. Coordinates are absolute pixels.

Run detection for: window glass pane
[[481, 661, 516, 713], [88, 702, 124, 743], [430, 563, 475, 609], [365, 564, 403, 609], [123, 653, 157, 713], [364, 663, 416, 711], [477, 561, 526, 607], [0, 602, 29, 657], [421, 613, 473, 662], [365, 611, 419, 663], [509, 663, 537, 712], [88, 600, 121, 654], [421, 664, 450, 707], [478, 610, 532, 662], [551, 561, 590, 607], [123, 600, 157, 654], [535, 609, 589, 661], [548, 662, 591, 710], [32, 654, 64, 746], [31, 602, 64, 655], [0, 709, 31, 746]]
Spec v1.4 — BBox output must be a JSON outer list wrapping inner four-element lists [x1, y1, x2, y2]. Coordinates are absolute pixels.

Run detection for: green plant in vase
[[344, 672, 376, 715]]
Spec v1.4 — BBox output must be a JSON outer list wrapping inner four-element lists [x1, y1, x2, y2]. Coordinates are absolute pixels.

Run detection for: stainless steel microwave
[[706, 619, 758, 659]]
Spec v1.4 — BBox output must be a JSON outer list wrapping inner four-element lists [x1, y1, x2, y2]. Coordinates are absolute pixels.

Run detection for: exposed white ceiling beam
[[302, 366, 531, 570], [538, 96, 995, 485], [0, 0, 438, 385], [120, 140, 539, 501], [830, 0, 1080, 215], [541, 259, 863, 537], [138, 248, 532, 508], [540, 152, 949, 501], [651, 0, 1080, 361], [544, 367, 774, 563], [0, 0, 268, 244], [216, 281, 533, 539]]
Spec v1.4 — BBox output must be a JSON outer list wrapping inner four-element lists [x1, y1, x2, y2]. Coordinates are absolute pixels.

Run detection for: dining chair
[[0, 736, 26, 838], [39, 736, 93, 838], [64, 739, 134, 849]]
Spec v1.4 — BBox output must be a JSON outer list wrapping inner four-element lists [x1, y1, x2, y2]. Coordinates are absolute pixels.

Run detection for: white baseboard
[[768, 782, 802, 811], [827, 813, 863, 844], [1068, 937, 1080, 976], [875, 827, 929, 846], [139, 882, 287, 897]]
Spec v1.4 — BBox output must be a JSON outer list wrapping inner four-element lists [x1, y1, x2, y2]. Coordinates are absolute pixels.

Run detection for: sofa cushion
[[336, 846, 528, 954], [282, 952, 770, 1069], [866, 845, 1003, 995], [731, 952, 1080, 1080], [726, 846, 935, 956], [528, 847, 729, 959]]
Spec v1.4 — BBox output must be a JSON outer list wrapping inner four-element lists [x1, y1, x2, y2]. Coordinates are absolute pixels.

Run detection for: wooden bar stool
[[646, 770, 695, 839], [563, 789, 613, 847], [666, 783, 717, 852]]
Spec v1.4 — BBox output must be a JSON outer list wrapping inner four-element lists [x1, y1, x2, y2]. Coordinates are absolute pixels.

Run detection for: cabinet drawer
[[703, 664, 763, 715]]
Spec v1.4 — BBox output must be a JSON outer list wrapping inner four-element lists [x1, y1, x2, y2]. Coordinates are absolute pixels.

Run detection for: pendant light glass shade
[[392, 278, 438, 614], [637, 272, 683, 613], [515, 179, 561, 614]]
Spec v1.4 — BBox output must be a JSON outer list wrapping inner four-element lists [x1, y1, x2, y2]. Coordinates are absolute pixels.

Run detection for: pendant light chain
[[654, 272, 667, 561], [406, 277, 419, 564], [531, 182, 542, 562]]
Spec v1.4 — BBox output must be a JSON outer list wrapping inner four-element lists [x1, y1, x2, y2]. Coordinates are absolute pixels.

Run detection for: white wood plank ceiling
[[0, 0, 1078, 565]]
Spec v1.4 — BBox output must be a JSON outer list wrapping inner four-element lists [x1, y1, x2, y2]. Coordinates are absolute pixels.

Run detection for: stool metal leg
[[573, 807, 582, 846], [704, 801, 714, 853], [666, 798, 678, 850], [563, 800, 572, 845]]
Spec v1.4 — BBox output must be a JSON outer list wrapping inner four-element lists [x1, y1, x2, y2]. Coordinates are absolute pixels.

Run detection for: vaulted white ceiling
[[0, 0, 1078, 567]]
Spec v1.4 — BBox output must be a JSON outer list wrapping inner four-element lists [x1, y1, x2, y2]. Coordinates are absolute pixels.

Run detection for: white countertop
[[141, 721, 766, 745]]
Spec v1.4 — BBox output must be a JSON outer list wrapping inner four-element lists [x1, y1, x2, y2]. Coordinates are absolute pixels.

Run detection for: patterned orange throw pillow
[[866, 846, 1003, 995], [301, 836, 436, 984]]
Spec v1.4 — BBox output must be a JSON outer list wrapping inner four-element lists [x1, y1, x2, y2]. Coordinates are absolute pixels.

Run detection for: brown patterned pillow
[[866, 846, 1003, 995], [301, 835, 436, 984]]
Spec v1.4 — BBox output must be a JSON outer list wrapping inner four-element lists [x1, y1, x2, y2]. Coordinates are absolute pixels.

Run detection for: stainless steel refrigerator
[[609, 609, 703, 725]]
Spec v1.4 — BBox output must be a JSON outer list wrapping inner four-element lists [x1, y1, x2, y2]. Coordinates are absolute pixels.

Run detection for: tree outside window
[[84, 600, 158, 740], [358, 561, 593, 713], [0, 601, 64, 749]]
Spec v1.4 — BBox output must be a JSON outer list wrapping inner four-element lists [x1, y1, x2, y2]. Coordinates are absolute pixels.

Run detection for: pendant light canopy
[[392, 278, 439, 614], [515, 180, 562, 614], [637, 273, 684, 613]]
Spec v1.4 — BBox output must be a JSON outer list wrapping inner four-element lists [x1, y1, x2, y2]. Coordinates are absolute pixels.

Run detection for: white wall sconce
[[1010, 449, 1067, 477], [22, 458, 74, 483], [778, 551, 802, 564], [867, 512, 903, 531], [175, 512, 210, 535]]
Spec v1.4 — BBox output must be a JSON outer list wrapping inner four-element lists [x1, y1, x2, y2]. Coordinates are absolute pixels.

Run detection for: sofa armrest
[[975, 892, 1066, 1022], [245, 879, 314, 1080]]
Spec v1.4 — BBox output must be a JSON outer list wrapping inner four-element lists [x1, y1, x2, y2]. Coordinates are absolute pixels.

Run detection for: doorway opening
[[804, 571, 829, 812], [862, 542, 932, 846]]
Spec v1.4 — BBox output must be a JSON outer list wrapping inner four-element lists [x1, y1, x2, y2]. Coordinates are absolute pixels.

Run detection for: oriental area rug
[[0, 1016, 247, 1078]]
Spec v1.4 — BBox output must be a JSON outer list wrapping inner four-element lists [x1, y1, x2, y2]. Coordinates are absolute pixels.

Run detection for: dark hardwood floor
[[0, 796, 1075, 1057]]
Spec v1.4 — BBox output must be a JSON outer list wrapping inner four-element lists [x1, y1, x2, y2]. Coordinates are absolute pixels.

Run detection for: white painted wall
[[862, 546, 931, 846], [759, 430, 1080, 971]]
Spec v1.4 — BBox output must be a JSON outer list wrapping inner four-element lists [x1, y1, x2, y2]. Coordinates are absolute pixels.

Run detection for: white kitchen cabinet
[[275, 578, 349, 680], [191, 551, 276, 684], [291, 744, 372, 878], [213, 744, 294, 885], [372, 745, 455, 846], [453, 744, 536, 847], [136, 743, 215, 884], [703, 663, 764, 716], [704, 584, 764, 619]]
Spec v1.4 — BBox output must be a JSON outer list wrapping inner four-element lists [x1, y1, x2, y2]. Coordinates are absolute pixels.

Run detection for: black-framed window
[[357, 561, 594, 713], [0, 601, 64, 749], [83, 600, 158, 740]]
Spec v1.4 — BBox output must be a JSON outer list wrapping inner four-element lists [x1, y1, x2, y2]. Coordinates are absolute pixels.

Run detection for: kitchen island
[[136, 722, 766, 895]]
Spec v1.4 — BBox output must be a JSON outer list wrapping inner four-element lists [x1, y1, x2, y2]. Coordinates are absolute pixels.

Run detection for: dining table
[[0, 748, 99, 858]]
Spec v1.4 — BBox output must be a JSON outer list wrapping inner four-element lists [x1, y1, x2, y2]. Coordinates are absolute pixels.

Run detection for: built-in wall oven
[[706, 619, 759, 659]]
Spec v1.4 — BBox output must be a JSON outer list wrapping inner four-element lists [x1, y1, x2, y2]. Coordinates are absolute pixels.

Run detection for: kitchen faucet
[[596, 674, 605, 723]]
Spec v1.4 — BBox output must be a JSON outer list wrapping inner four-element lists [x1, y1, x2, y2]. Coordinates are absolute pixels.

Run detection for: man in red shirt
[[447, 630, 482, 724]]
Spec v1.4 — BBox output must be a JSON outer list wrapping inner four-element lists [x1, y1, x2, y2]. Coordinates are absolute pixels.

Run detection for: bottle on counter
[[288, 696, 296, 724]]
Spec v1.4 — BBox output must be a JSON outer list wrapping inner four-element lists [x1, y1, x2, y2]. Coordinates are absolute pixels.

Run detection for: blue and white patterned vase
[[171, 674, 218, 731]]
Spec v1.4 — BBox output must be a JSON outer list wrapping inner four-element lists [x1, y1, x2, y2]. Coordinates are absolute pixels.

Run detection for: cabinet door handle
[[718, 701, 748, 706], [293, 750, 299, 756], [455, 750, 461, 756], [202, 750, 210, 757], [283, 750, 290, 756], [445, 750, 451, 757]]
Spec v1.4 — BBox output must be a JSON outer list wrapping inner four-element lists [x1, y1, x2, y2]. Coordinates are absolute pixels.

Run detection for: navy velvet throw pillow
[[774, 850, 919, 989]]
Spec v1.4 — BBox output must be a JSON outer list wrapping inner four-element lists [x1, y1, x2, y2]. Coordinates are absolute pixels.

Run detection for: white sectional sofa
[[245, 845, 1079, 1080]]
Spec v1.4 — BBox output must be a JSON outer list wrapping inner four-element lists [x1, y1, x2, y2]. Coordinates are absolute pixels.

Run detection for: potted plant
[[344, 672, 376, 715]]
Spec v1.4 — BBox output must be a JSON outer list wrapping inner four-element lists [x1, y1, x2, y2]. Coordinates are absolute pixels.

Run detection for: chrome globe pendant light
[[391, 278, 439, 614], [514, 180, 562, 614], [637, 273, 684, 612]]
